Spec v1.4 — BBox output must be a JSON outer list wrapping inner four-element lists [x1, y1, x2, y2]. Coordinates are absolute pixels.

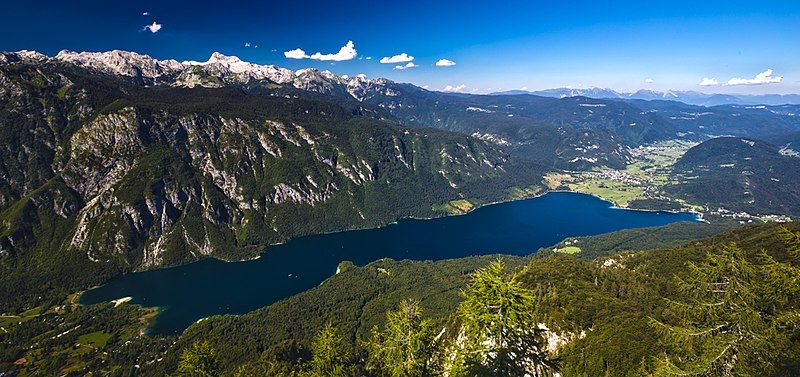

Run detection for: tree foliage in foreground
[[449, 259, 558, 377], [366, 299, 442, 377], [651, 228, 800, 376], [310, 323, 351, 377], [176, 341, 219, 377]]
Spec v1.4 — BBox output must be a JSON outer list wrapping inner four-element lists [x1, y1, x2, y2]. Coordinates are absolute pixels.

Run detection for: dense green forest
[[0, 62, 545, 311], [5, 221, 797, 376], [2, 54, 800, 376], [667, 137, 800, 217]]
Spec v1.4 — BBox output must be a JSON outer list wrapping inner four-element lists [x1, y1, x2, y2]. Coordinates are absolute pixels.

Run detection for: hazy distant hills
[[492, 87, 800, 106]]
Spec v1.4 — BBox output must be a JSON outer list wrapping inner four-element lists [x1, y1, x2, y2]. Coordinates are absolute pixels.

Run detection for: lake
[[80, 192, 700, 335]]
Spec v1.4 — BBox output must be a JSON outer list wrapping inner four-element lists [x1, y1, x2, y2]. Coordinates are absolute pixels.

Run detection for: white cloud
[[284, 48, 309, 59], [699, 77, 719, 86], [380, 53, 414, 64], [143, 22, 161, 33], [393, 62, 419, 70], [421, 85, 429, 89], [726, 69, 783, 85], [435, 59, 456, 67], [365, 56, 372, 60], [142, 12, 150, 16], [443, 84, 466, 92], [284, 41, 358, 61], [645, 78, 654, 84], [244, 42, 251, 47], [309, 40, 357, 61]]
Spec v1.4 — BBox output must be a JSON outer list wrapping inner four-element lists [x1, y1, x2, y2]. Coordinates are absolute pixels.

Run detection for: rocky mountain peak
[[54, 49, 183, 79], [3, 48, 400, 101]]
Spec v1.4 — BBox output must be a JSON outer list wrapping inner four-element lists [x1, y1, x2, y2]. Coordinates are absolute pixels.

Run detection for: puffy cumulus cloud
[[645, 78, 654, 84], [309, 40, 357, 61], [142, 12, 150, 16], [393, 62, 419, 70], [284, 41, 358, 61], [699, 77, 718, 86], [380, 53, 414, 64], [443, 84, 467, 92], [143, 22, 162, 33], [435, 59, 456, 67], [726, 69, 783, 85], [284, 48, 309, 59]]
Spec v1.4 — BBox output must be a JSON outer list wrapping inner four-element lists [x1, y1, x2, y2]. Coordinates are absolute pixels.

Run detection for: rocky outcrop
[[0, 60, 514, 275]]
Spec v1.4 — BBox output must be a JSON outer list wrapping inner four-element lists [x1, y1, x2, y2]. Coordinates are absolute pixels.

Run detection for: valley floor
[[545, 139, 794, 223]]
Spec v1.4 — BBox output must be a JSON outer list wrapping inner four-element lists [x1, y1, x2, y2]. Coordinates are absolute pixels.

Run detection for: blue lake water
[[80, 192, 700, 335]]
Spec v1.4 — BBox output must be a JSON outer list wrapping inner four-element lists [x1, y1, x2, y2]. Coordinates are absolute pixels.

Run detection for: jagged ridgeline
[[0, 58, 542, 310]]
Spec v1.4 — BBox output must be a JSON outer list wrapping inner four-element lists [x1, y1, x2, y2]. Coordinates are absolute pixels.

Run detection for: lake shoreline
[[78, 190, 702, 301], [81, 191, 699, 335]]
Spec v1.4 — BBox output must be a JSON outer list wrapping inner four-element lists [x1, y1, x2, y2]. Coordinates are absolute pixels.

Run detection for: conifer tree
[[176, 341, 219, 377], [309, 323, 349, 377], [366, 299, 442, 376], [650, 240, 800, 376], [450, 259, 557, 377]]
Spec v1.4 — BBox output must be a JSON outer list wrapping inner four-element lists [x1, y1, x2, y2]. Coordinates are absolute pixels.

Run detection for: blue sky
[[3, 0, 799, 94]]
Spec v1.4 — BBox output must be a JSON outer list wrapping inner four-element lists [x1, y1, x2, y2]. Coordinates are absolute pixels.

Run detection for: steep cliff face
[[0, 61, 533, 309]]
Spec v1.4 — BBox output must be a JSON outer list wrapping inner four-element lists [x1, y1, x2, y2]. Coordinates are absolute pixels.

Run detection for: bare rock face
[[39, 49, 393, 97], [55, 50, 184, 81], [0, 59, 513, 276], [0, 52, 535, 310]]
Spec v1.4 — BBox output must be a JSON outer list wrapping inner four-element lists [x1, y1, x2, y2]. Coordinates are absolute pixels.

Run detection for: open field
[[433, 199, 475, 215], [546, 140, 697, 208], [77, 331, 113, 349], [555, 246, 582, 254], [508, 185, 542, 200], [0, 306, 43, 328]]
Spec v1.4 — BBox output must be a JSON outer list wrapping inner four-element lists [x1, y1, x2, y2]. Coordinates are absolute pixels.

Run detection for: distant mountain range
[[492, 87, 800, 106]]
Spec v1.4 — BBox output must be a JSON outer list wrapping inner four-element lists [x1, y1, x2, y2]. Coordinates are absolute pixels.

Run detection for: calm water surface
[[81, 192, 700, 334]]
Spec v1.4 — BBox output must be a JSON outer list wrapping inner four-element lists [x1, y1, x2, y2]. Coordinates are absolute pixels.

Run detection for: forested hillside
[[6, 222, 789, 376], [0, 61, 544, 311], [166, 221, 797, 376], [667, 137, 800, 217]]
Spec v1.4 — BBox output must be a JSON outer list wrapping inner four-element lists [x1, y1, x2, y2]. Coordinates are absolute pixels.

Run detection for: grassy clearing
[[545, 140, 696, 208], [0, 306, 43, 327], [77, 331, 113, 349], [555, 246, 582, 254], [434, 199, 475, 215], [508, 185, 542, 199], [567, 180, 644, 207]]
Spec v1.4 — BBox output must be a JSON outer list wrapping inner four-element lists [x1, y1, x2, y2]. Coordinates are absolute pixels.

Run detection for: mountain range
[[2, 48, 800, 376], [493, 87, 800, 106], [2, 49, 800, 310]]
